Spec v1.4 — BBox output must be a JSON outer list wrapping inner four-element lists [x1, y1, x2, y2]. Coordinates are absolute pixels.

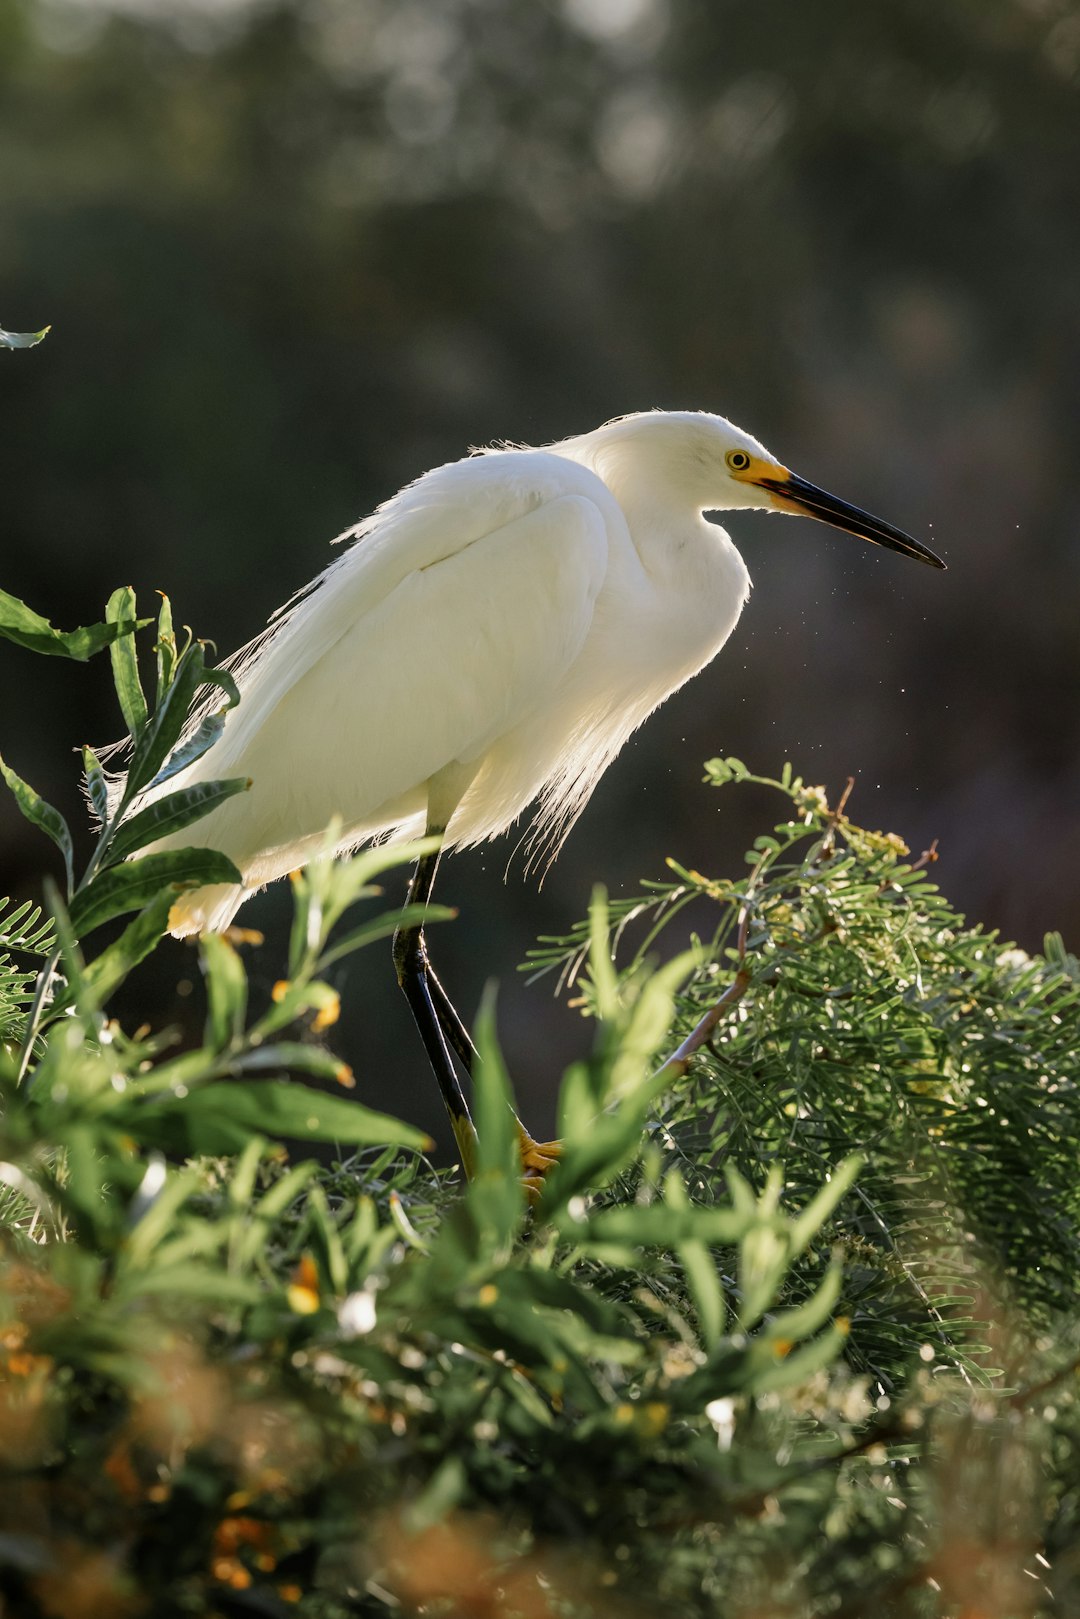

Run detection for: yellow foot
[[519, 1132, 562, 1203], [519, 1132, 561, 1177]]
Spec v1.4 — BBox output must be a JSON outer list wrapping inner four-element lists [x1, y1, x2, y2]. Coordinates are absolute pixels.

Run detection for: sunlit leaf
[[0, 753, 74, 894], [68, 847, 241, 936], [228, 1042, 353, 1084], [0, 586, 146, 662], [81, 746, 110, 825], [105, 776, 250, 865], [122, 641, 231, 804], [121, 1079, 430, 1156], [106, 586, 148, 741], [200, 932, 248, 1051], [154, 591, 177, 700], [466, 986, 524, 1247], [46, 888, 175, 1020], [143, 707, 228, 792]]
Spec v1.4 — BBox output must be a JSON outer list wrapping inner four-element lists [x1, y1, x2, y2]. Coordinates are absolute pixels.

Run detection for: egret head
[[575, 410, 945, 570]]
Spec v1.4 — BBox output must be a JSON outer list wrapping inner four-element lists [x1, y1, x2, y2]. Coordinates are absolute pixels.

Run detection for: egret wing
[[172, 488, 611, 873], [190, 450, 610, 768]]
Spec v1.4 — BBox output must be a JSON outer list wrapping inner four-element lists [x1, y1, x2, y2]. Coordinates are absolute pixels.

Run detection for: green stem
[[15, 943, 62, 1083], [15, 805, 123, 1084]]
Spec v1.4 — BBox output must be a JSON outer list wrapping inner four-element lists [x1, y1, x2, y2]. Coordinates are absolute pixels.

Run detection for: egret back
[[147, 425, 753, 935], [149, 453, 622, 928]]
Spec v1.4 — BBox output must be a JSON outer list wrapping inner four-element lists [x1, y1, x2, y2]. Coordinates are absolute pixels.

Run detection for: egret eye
[[726, 450, 751, 472]]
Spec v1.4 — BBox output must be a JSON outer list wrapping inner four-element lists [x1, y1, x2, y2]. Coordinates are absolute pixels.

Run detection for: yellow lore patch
[[729, 453, 790, 488]]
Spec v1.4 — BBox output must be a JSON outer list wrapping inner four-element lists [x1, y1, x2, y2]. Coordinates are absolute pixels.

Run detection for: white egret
[[141, 410, 944, 1174]]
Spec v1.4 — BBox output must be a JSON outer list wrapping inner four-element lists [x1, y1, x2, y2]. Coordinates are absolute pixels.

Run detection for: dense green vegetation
[[0, 586, 1077, 1618], [4, 0, 1080, 982]]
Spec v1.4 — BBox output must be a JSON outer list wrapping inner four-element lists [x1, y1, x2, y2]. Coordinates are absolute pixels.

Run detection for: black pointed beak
[[757, 472, 946, 570]]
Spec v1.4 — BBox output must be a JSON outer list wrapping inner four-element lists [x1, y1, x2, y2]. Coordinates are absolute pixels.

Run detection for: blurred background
[[1, 0, 1078, 1149]]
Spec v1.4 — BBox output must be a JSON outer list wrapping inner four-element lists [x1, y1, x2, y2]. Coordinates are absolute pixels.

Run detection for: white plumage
[[138, 409, 941, 935]]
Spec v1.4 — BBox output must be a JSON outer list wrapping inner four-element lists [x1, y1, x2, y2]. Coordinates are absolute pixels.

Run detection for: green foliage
[[0, 584, 145, 663], [0, 589, 1076, 1619], [530, 760, 1080, 1377], [0, 582, 430, 1157], [0, 900, 55, 1046]]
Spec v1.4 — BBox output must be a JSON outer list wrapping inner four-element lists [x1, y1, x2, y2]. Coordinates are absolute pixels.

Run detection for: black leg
[[426, 964, 477, 1074], [392, 839, 562, 1191], [393, 843, 477, 1173]]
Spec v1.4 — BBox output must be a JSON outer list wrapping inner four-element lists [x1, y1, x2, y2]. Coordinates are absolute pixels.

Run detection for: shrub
[[0, 588, 1076, 1619]]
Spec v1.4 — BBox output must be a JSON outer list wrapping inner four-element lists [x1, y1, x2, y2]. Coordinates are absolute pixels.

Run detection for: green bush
[[0, 587, 1076, 1619]]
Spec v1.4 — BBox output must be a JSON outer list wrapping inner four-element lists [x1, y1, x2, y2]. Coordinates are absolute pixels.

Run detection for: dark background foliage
[[2, 0, 1078, 1148]]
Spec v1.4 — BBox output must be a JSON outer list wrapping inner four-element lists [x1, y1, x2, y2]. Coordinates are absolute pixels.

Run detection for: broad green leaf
[[124, 1161, 206, 1267], [666, 1170, 725, 1352], [81, 747, 110, 824], [404, 1456, 466, 1535], [121, 1079, 430, 1156], [68, 847, 241, 937], [249, 1161, 319, 1225], [787, 1155, 863, 1256], [203, 663, 241, 710], [747, 1321, 849, 1395], [46, 889, 176, 1021], [200, 932, 248, 1051], [287, 865, 315, 977], [0, 753, 74, 894], [587, 886, 619, 1021], [105, 777, 250, 865], [571, 1200, 748, 1248], [703, 755, 750, 788], [491, 1266, 630, 1338], [760, 1261, 843, 1346], [736, 1220, 790, 1332], [123, 641, 228, 804], [303, 1184, 349, 1295], [610, 945, 701, 1101], [389, 1190, 430, 1254], [0, 324, 50, 349], [229, 1042, 353, 1084], [0, 586, 146, 662], [143, 708, 228, 793], [123, 1265, 264, 1305], [290, 834, 443, 972], [554, 1060, 593, 1142], [466, 986, 524, 1248], [106, 586, 147, 740], [226, 1135, 267, 1213], [724, 1167, 758, 1221], [48, 1123, 113, 1242], [154, 592, 177, 700], [317, 901, 456, 972], [540, 1087, 661, 1217], [472, 987, 519, 1183], [343, 1194, 380, 1266], [250, 974, 344, 1044], [124, 1047, 221, 1099]]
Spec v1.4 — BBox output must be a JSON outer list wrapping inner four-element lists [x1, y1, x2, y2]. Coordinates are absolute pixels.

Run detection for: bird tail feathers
[[167, 882, 247, 939]]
